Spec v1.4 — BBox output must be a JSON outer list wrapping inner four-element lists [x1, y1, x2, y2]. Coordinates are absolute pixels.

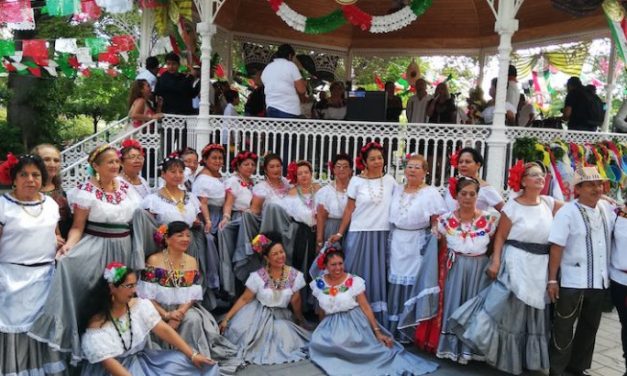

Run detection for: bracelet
[[317, 242, 323, 246], [335, 232, 343, 238], [190, 351, 199, 361], [223, 214, 231, 220], [373, 327, 381, 332], [547, 280, 558, 285]]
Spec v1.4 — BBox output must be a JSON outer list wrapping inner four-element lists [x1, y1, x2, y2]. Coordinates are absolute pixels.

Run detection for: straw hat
[[573, 166, 607, 185]]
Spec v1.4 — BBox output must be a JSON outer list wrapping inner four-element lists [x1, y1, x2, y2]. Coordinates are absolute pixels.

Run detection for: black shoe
[[565, 368, 592, 376]]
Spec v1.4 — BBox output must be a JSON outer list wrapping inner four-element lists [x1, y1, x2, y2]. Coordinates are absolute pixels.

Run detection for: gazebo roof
[[214, 0, 608, 53]]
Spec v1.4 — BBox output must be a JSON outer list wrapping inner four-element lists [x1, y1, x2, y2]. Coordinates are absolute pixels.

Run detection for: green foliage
[[64, 72, 131, 132], [513, 137, 544, 162]]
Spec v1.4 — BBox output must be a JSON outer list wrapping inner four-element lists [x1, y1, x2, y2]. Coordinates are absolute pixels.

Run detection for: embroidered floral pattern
[[315, 275, 354, 297], [258, 266, 298, 290], [77, 180, 130, 205], [440, 213, 496, 240], [141, 266, 200, 287]]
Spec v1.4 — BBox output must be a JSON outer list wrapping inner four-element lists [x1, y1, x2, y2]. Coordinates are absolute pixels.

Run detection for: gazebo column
[[603, 38, 617, 132], [485, 0, 522, 190], [194, 22, 217, 151], [139, 9, 155, 67], [345, 49, 353, 84], [225, 31, 234, 82], [477, 48, 486, 88]]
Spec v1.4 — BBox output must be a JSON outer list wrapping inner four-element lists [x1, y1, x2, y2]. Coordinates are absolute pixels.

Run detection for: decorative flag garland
[[603, 0, 627, 65], [267, 0, 433, 35]]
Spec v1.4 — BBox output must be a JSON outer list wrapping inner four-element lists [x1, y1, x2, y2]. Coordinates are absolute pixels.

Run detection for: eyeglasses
[[119, 283, 137, 289], [406, 164, 424, 170], [124, 155, 145, 161], [334, 164, 351, 169]]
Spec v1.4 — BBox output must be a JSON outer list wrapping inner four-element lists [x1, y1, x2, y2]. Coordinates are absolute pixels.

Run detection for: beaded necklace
[[331, 181, 347, 209], [109, 304, 133, 352], [397, 183, 426, 218], [364, 175, 384, 204], [267, 178, 289, 199], [163, 249, 186, 288]]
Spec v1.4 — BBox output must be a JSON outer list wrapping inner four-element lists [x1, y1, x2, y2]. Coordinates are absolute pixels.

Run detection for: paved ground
[[236, 311, 625, 376]]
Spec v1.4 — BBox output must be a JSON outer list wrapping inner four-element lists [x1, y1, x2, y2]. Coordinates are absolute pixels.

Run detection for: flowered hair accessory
[[449, 149, 461, 168], [315, 244, 338, 270], [120, 139, 144, 155], [251, 234, 271, 254], [153, 224, 168, 245], [88, 144, 114, 164], [287, 161, 298, 184], [355, 156, 365, 171], [400, 153, 413, 169], [359, 141, 384, 158], [230, 151, 258, 170], [448, 176, 457, 198], [0, 152, 19, 185], [160, 155, 182, 168], [168, 151, 180, 158], [507, 160, 526, 192], [201, 144, 225, 158], [104, 261, 128, 284]]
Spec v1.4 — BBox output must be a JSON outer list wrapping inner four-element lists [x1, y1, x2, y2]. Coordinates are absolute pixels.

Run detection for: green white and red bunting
[[267, 0, 432, 34], [603, 0, 627, 64]]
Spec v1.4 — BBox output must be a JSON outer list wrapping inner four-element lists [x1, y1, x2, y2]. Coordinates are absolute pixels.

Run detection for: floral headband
[[120, 139, 144, 155], [201, 144, 225, 158], [103, 261, 128, 284], [507, 160, 525, 192], [448, 175, 480, 198], [0, 152, 19, 184], [160, 155, 182, 169], [153, 224, 168, 245], [230, 151, 258, 170], [355, 141, 384, 171], [251, 234, 271, 254], [89, 144, 114, 164], [400, 153, 414, 169], [315, 244, 339, 270]]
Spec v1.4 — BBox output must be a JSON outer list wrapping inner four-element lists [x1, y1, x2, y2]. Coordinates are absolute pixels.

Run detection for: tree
[[64, 71, 130, 133]]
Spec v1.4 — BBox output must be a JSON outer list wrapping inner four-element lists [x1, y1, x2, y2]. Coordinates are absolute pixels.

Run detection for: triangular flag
[[43, 66, 58, 77], [27, 66, 42, 77], [22, 40, 48, 66], [85, 38, 108, 56], [55, 38, 78, 54], [0, 40, 16, 57]]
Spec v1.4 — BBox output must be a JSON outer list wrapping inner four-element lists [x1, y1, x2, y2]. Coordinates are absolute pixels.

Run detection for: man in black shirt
[[562, 77, 601, 132], [154, 52, 199, 115]]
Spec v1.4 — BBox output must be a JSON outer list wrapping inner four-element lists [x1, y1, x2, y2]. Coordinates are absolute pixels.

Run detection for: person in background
[[614, 99, 627, 133], [506, 64, 520, 116], [406, 78, 432, 124], [261, 44, 306, 119], [244, 69, 266, 117], [129, 79, 164, 128], [192, 65, 201, 115], [610, 197, 627, 374], [562, 77, 601, 132], [118, 140, 151, 198], [223, 90, 239, 117], [385, 81, 403, 122], [466, 87, 487, 124], [481, 78, 516, 126], [180, 148, 203, 190], [136, 56, 160, 92], [320, 81, 347, 120], [586, 84, 605, 127], [427, 83, 457, 124], [517, 93, 535, 127], [155, 52, 199, 115]]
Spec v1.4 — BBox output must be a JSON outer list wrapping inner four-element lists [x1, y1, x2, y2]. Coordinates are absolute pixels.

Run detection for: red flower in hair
[[448, 176, 457, 198], [0, 153, 19, 185], [120, 139, 144, 155], [168, 151, 179, 158], [287, 161, 298, 184], [507, 160, 525, 192], [450, 149, 460, 168], [327, 160, 334, 171], [316, 253, 326, 269], [355, 156, 365, 171]]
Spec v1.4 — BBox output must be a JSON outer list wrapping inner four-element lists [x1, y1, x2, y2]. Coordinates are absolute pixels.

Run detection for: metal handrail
[[61, 117, 130, 157]]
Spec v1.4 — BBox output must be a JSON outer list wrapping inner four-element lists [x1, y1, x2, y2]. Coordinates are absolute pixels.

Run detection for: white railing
[[60, 118, 186, 190], [61, 114, 627, 196], [61, 117, 131, 168]]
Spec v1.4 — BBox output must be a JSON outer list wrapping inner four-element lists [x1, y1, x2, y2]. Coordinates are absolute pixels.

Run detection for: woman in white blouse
[[218, 232, 310, 365], [315, 153, 352, 250], [309, 248, 438, 376], [192, 144, 227, 236], [386, 154, 446, 341], [217, 151, 257, 298], [118, 139, 151, 198]]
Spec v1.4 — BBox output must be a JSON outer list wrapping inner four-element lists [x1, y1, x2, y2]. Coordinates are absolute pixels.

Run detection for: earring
[[95, 172, 101, 182]]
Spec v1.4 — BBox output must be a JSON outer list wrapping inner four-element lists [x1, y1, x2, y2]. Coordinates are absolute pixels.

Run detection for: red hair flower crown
[[201, 144, 225, 159], [120, 139, 144, 155], [251, 234, 271, 254], [103, 261, 128, 284], [507, 160, 526, 192], [0, 152, 19, 185], [153, 224, 168, 245], [315, 244, 339, 270], [230, 151, 258, 171], [355, 141, 384, 171]]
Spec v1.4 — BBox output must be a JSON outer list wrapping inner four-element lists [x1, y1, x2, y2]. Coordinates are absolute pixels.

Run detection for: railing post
[[486, 0, 520, 190], [195, 22, 217, 151]]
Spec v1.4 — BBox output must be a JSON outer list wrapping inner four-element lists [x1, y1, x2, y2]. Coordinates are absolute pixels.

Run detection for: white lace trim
[[136, 280, 202, 305]]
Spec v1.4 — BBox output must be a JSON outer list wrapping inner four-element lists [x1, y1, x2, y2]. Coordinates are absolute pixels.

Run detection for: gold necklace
[[163, 248, 185, 287], [163, 187, 185, 214], [121, 172, 140, 185]]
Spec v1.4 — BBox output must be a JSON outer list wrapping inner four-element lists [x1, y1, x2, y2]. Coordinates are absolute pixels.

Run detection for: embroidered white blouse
[[437, 210, 498, 255], [141, 191, 201, 226], [192, 174, 226, 207], [315, 183, 348, 219], [310, 274, 365, 314], [68, 177, 140, 223], [245, 267, 305, 308], [252, 178, 291, 207], [280, 193, 316, 227], [224, 176, 253, 211]]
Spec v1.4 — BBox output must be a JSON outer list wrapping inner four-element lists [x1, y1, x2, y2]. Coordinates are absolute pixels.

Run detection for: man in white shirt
[[406, 78, 431, 123], [547, 166, 616, 376], [261, 44, 307, 118], [135, 56, 159, 92]]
